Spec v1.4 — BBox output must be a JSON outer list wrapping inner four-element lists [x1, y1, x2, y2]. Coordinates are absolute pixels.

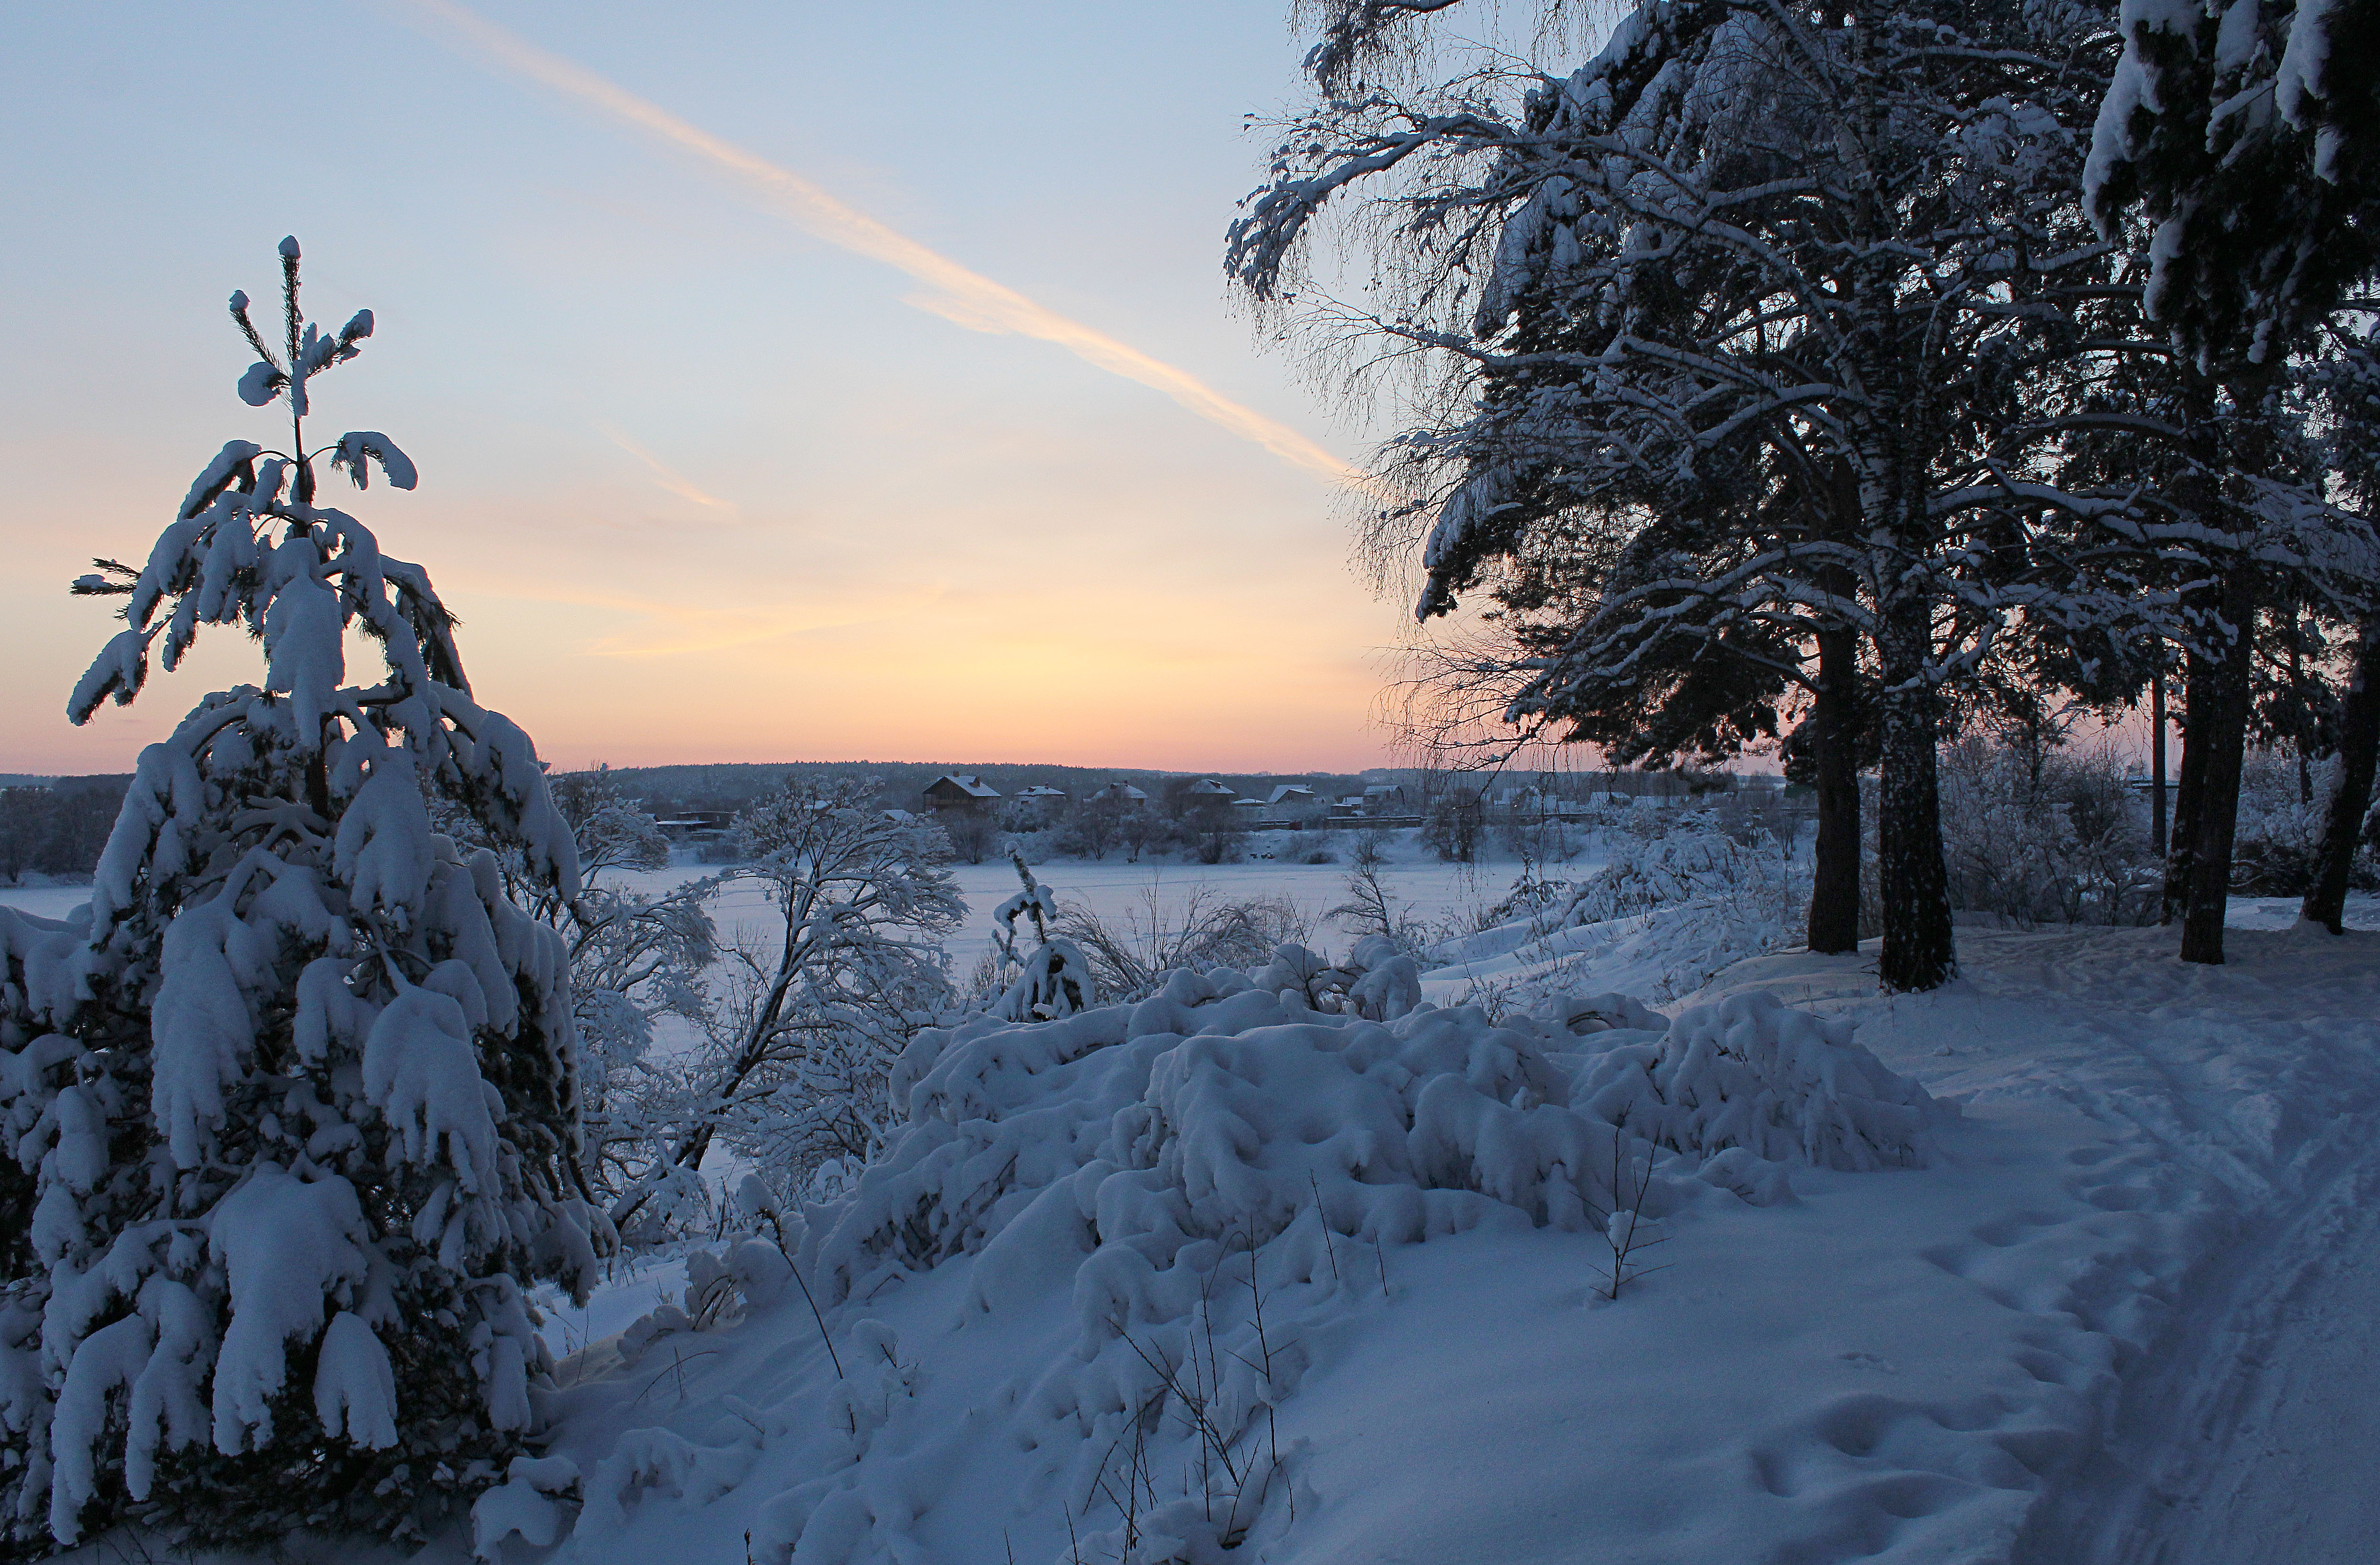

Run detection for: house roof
[[1266, 784, 1318, 805], [1090, 782, 1149, 802], [925, 773, 1001, 800], [1015, 785, 1069, 800]]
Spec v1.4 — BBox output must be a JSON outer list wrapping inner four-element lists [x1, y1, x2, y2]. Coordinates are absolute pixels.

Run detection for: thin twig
[[1308, 1169, 1341, 1284]]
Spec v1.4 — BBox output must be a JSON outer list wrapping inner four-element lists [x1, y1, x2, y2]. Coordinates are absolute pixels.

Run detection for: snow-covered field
[[600, 845, 1525, 987], [11, 876, 2380, 1565]]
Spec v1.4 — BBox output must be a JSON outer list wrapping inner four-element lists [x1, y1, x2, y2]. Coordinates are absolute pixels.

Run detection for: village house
[[1011, 784, 1070, 825], [921, 773, 1001, 814], [1264, 783, 1324, 824]]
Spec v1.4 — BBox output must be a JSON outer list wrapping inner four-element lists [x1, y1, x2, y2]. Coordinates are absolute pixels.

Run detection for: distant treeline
[[0, 760, 1768, 882], [0, 777, 131, 884]]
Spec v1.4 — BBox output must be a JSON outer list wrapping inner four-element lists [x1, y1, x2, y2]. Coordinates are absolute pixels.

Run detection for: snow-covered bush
[[677, 956, 1937, 1561], [2231, 750, 2354, 895], [1559, 812, 1802, 1002], [1937, 738, 2159, 925], [1570, 810, 1783, 924], [1416, 813, 1804, 1010], [0, 241, 600, 1553], [1573, 990, 1941, 1172]]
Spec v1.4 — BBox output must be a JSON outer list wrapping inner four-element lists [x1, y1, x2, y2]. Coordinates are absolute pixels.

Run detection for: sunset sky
[[0, 1, 1473, 776]]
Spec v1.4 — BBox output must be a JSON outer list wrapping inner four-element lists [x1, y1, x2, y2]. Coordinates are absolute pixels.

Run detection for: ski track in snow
[[2014, 1050, 2380, 1565]]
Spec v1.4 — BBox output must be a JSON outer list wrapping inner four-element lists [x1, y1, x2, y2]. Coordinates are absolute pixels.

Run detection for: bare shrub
[[1054, 886, 1314, 1000], [1328, 832, 1429, 952]]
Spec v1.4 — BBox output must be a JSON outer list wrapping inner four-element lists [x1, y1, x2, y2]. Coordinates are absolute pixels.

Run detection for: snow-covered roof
[[1267, 784, 1318, 805], [1089, 782, 1149, 802], [1231, 797, 1265, 809], [1014, 785, 1069, 800], [924, 774, 1001, 800], [1185, 778, 1236, 796]]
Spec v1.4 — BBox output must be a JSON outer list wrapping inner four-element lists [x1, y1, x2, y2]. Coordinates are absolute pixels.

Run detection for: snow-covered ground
[[12, 881, 2380, 1565], [494, 920, 2380, 1565]]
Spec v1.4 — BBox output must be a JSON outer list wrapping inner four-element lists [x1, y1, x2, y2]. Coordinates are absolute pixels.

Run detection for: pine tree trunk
[[2302, 621, 2380, 935], [2180, 566, 2257, 965], [2163, 652, 2210, 924], [1807, 620, 1862, 953], [2162, 378, 2222, 926], [2151, 667, 2167, 856], [1874, 605, 1956, 991]]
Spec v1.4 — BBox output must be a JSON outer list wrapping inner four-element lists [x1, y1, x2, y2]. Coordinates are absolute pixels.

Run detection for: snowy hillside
[[26, 915, 2349, 1565]]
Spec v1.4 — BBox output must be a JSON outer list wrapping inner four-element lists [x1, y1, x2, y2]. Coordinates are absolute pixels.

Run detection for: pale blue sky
[[1, 1, 1437, 774]]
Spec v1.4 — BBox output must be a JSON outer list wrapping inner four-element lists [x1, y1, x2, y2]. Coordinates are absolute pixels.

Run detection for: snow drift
[[507, 947, 1942, 1563]]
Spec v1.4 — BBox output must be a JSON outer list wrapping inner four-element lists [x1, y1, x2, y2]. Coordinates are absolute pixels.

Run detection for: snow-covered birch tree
[[0, 240, 602, 1553], [613, 779, 961, 1225]]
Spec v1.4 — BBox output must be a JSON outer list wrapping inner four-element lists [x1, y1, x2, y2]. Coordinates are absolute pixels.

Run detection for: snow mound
[[1575, 988, 1945, 1171], [517, 951, 1946, 1565], [1422, 817, 1804, 1007]]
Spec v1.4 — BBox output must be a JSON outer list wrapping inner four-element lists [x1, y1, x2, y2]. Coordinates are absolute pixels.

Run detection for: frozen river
[[9, 857, 2369, 995]]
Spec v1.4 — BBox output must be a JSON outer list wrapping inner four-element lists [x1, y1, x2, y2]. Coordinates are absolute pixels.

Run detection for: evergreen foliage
[[0, 241, 600, 1555]]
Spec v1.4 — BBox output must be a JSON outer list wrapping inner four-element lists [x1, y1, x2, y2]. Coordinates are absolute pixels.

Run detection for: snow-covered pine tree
[[989, 851, 1092, 1021], [1233, 0, 2159, 990], [2083, 0, 2380, 959], [434, 766, 719, 1204], [0, 239, 600, 1554], [2298, 329, 2380, 932], [2086, 0, 2380, 374]]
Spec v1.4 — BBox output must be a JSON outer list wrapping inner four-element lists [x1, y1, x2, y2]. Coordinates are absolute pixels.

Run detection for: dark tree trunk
[[2180, 566, 2258, 965], [2164, 641, 2214, 924], [2163, 377, 2221, 925], [2151, 666, 2167, 856], [2302, 622, 2380, 935], [1874, 604, 1955, 991], [1807, 619, 1863, 954]]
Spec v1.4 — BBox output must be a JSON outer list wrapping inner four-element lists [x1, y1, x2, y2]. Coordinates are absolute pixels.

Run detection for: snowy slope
[[28, 916, 2380, 1565]]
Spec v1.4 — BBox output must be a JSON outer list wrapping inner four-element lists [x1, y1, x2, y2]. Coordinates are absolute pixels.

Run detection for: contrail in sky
[[401, 0, 1363, 489], [596, 423, 737, 513]]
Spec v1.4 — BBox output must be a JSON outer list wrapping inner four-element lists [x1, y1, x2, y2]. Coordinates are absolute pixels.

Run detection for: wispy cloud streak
[[596, 422, 736, 512], [402, 0, 1362, 488]]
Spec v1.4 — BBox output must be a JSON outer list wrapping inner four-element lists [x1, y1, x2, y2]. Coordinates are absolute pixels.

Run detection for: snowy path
[[2020, 1142, 2380, 1565]]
